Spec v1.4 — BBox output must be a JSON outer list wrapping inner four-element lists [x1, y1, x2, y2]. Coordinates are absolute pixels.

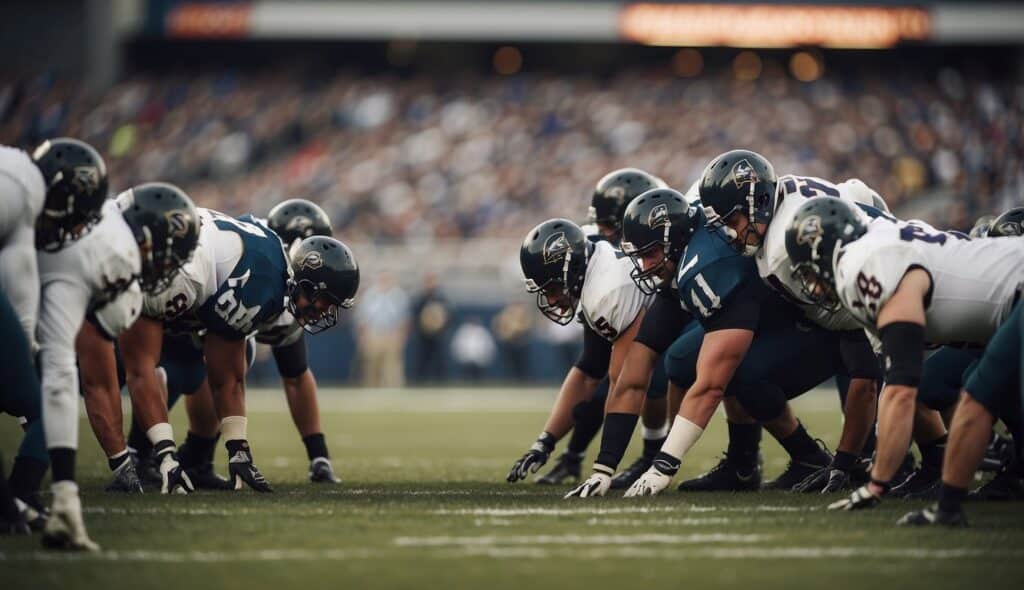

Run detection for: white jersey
[[579, 241, 651, 342], [36, 199, 141, 449], [0, 145, 46, 343], [757, 175, 881, 331], [142, 208, 239, 328], [836, 217, 1024, 346]]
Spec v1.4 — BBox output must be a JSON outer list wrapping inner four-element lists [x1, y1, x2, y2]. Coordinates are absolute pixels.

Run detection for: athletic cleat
[[610, 456, 653, 490], [309, 457, 342, 484], [766, 446, 832, 491], [889, 467, 941, 500], [41, 482, 99, 552], [897, 503, 968, 527], [889, 453, 917, 490], [969, 467, 1024, 501], [0, 513, 31, 535], [677, 454, 762, 492], [14, 497, 48, 532], [535, 452, 582, 485], [980, 434, 1014, 472], [105, 458, 144, 493], [186, 462, 233, 490]]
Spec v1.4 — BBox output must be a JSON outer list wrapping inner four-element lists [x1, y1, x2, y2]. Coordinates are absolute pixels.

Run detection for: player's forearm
[[837, 378, 877, 456], [679, 381, 725, 430], [82, 383, 126, 456], [541, 367, 600, 440], [871, 384, 918, 485]]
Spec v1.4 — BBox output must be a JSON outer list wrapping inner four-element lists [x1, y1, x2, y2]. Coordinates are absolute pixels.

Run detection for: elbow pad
[[879, 322, 925, 386]]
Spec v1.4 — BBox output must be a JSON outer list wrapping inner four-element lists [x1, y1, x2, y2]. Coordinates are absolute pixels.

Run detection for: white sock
[[660, 415, 705, 461], [221, 416, 248, 442], [108, 449, 128, 461], [146, 422, 175, 446]]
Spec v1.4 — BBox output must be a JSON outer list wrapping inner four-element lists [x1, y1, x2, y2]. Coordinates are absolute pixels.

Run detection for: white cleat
[[41, 481, 100, 552]]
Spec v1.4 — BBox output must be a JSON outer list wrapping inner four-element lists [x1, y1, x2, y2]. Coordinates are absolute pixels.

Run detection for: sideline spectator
[[410, 273, 450, 383], [354, 273, 410, 387], [451, 317, 496, 382]]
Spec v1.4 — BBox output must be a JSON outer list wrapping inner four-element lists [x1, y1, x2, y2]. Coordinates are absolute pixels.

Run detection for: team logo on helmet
[[71, 166, 101, 195], [542, 232, 570, 265], [731, 159, 757, 189], [995, 221, 1023, 236], [285, 215, 314, 238], [299, 251, 324, 271], [166, 210, 193, 239], [795, 215, 823, 248], [648, 203, 670, 229]]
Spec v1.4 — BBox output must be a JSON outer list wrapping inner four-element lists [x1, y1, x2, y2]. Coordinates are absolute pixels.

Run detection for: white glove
[[624, 467, 673, 497], [827, 484, 881, 511], [564, 467, 613, 499], [159, 451, 195, 495]]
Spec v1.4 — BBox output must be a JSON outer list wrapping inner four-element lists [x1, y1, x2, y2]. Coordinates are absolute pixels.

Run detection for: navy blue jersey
[[196, 212, 291, 340], [676, 208, 790, 331]]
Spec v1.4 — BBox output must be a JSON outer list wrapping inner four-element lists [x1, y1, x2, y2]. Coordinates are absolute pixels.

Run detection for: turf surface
[[1, 387, 1023, 590]]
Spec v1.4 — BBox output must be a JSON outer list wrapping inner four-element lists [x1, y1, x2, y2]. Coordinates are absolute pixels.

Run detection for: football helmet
[[969, 214, 995, 238], [698, 149, 777, 255], [117, 183, 201, 295], [267, 198, 333, 250], [785, 198, 868, 312], [32, 138, 109, 251], [288, 236, 359, 334], [620, 188, 698, 295], [987, 207, 1024, 237], [588, 168, 664, 240], [520, 219, 589, 325]]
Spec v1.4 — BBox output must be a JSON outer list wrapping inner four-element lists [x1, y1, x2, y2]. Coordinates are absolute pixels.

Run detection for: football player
[[129, 199, 346, 486], [784, 198, 1024, 524], [0, 141, 47, 533], [506, 217, 654, 485], [35, 156, 201, 548], [534, 169, 672, 488], [119, 204, 358, 493], [79, 184, 202, 495]]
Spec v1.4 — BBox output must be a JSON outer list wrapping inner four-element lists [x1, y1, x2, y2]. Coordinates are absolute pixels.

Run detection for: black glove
[[792, 465, 830, 493], [821, 468, 853, 493], [227, 442, 273, 493], [506, 432, 556, 483]]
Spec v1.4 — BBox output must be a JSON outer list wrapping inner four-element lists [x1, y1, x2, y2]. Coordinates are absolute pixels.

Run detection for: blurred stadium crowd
[[2, 58, 1021, 245]]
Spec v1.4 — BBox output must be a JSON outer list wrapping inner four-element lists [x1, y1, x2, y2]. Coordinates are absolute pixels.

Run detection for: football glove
[[228, 447, 273, 493], [821, 468, 853, 493], [506, 432, 555, 483], [624, 453, 680, 498], [828, 484, 882, 511], [157, 450, 195, 495], [564, 466, 614, 499], [792, 465, 830, 493]]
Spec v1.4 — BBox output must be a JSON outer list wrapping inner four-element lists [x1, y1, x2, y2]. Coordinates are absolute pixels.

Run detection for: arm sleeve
[[635, 289, 693, 353], [701, 278, 763, 332], [88, 284, 143, 340], [574, 321, 613, 379]]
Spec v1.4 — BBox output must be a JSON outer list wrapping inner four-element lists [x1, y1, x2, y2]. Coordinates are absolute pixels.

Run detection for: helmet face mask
[[620, 188, 698, 296], [785, 198, 867, 313], [520, 219, 589, 326], [287, 236, 360, 335], [791, 259, 842, 313], [117, 183, 201, 295], [288, 278, 350, 334], [525, 278, 578, 325]]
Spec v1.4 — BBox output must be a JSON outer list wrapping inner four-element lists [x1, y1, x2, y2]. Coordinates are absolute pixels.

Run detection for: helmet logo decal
[[285, 215, 314, 238], [795, 214, 823, 246], [995, 221, 1023, 236], [542, 232, 570, 265], [731, 159, 758, 190], [300, 251, 324, 271], [166, 210, 193, 239], [648, 203, 669, 228], [71, 166, 101, 195]]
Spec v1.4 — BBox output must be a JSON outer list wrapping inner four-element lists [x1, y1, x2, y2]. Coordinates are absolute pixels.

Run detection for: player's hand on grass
[[506, 432, 556, 483], [827, 484, 881, 510], [157, 451, 195, 495], [227, 443, 273, 493], [820, 468, 853, 494], [624, 454, 679, 497], [792, 465, 830, 493], [564, 467, 613, 499]]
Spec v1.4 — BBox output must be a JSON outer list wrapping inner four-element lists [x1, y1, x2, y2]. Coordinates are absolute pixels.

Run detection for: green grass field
[[2, 387, 1023, 590]]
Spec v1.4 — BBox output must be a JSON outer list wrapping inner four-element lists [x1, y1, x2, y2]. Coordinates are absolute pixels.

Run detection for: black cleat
[[766, 444, 832, 491], [535, 452, 583, 485], [889, 467, 941, 500], [897, 503, 968, 527], [105, 458, 144, 494], [0, 513, 31, 536], [980, 434, 1014, 473], [309, 458, 342, 484], [677, 454, 762, 492], [186, 462, 233, 490], [888, 453, 917, 490], [610, 456, 653, 490], [970, 467, 1024, 501]]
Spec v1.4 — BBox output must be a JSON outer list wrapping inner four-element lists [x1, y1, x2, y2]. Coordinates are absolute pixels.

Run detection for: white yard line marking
[[82, 507, 336, 517], [451, 546, 1024, 560], [392, 533, 769, 547], [432, 507, 680, 516], [0, 549, 381, 562], [584, 517, 731, 526]]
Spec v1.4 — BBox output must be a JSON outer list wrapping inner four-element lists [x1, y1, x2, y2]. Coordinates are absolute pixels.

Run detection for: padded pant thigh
[[919, 347, 979, 412], [963, 302, 1022, 432], [0, 291, 41, 422], [730, 323, 842, 422], [160, 334, 207, 409], [646, 353, 668, 400]]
